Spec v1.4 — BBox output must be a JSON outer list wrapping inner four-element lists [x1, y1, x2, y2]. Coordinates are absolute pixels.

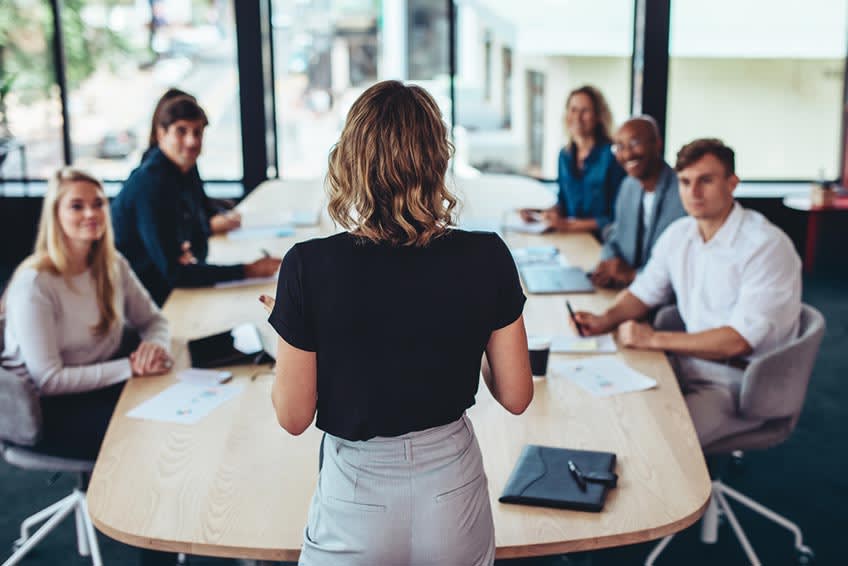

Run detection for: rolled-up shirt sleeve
[[628, 228, 673, 308], [727, 238, 802, 351]]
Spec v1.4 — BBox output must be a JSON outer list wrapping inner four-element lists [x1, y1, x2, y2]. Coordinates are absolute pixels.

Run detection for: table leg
[[804, 211, 819, 274]]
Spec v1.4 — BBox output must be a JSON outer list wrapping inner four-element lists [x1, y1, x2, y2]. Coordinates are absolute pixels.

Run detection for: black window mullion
[[49, 0, 72, 166], [235, 0, 270, 194], [632, 0, 670, 141]]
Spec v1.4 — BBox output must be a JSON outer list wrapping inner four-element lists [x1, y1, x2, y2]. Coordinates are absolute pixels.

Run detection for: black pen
[[568, 460, 587, 491], [260, 248, 271, 258], [566, 300, 584, 337]]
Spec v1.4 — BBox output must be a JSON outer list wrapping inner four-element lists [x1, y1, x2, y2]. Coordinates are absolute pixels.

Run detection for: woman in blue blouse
[[521, 85, 625, 234]]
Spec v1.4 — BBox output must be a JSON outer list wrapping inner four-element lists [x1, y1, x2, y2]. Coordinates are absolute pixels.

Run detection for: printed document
[[550, 356, 657, 397], [127, 382, 245, 424]]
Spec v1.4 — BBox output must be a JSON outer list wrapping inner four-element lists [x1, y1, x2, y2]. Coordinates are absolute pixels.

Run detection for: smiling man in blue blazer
[[591, 116, 687, 288]]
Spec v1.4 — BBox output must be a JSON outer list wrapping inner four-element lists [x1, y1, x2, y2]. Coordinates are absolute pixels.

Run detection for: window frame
[[1, 0, 845, 193]]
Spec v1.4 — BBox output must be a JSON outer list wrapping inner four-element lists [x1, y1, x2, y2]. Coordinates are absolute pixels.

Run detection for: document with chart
[[550, 356, 657, 397]]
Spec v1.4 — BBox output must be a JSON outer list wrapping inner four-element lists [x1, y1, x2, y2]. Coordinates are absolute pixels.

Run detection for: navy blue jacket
[[112, 148, 244, 305]]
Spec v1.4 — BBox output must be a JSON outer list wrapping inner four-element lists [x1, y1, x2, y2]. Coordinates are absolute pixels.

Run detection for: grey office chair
[[645, 304, 825, 566], [0, 316, 103, 566]]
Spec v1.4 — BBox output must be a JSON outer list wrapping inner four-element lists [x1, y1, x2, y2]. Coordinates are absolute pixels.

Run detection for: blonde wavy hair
[[326, 80, 458, 247], [16, 167, 119, 336], [563, 85, 615, 145]]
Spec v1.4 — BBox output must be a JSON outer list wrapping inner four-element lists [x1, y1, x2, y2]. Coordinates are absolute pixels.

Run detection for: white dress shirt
[[642, 190, 656, 231], [629, 202, 802, 358]]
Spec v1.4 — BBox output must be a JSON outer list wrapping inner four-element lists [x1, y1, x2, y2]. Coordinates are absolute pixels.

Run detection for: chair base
[[3, 487, 102, 566], [645, 480, 814, 566]]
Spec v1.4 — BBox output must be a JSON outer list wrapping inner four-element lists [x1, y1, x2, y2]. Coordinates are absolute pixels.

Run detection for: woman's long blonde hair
[[326, 80, 458, 247], [17, 167, 119, 336]]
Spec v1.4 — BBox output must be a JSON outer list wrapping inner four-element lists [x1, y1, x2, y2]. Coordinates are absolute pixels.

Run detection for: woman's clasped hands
[[130, 341, 173, 376]]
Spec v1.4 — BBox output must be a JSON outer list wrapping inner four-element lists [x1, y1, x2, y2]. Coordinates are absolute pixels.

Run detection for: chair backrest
[[652, 303, 826, 422], [0, 315, 43, 447], [739, 304, 825, 420]]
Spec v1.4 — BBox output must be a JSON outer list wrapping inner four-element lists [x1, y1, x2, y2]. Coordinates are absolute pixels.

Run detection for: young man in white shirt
[[573, 138, 802, 446]]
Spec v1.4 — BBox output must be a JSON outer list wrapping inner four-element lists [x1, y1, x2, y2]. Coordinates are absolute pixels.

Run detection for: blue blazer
[[600, 163, 687, 270]]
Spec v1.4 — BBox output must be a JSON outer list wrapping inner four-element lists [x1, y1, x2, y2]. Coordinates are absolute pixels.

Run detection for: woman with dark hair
[[261, 80, 534, 565], [112, 95, 281, 305], [145, 88, 242, 235], [520, 84, 625, 234]]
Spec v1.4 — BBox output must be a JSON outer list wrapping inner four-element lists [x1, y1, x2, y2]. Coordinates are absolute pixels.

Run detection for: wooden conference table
[[88, 175, 710, 561]]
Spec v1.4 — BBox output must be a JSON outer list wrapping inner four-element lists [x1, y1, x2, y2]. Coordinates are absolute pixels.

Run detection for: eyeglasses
[[610, 139, 644, 155]]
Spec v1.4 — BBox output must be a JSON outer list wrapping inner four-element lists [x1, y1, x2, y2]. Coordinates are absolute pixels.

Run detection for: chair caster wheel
[[797, 546, 815, 565]]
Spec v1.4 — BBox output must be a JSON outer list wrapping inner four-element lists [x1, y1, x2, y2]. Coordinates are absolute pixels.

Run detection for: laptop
[[519, 264, 595, 294]]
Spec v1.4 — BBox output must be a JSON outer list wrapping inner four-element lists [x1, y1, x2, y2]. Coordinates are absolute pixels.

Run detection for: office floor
[[1, 268, 846, 566]]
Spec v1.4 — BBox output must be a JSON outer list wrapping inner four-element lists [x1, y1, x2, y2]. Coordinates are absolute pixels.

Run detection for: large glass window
[[453, 0, 634, 178], [271, 0, 449, 179], [0, 0, 64, 181], [64, 0, 242, 181], [667, 0, 848, 180]]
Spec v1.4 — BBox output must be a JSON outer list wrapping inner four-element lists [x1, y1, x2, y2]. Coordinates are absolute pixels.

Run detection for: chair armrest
[[652, 305, 685, 332], [0, 368, 42, 447]]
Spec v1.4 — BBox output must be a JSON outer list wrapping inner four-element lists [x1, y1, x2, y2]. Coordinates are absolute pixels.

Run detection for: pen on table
[[566, 300, 585, 337], [567, 459, 587, 491]]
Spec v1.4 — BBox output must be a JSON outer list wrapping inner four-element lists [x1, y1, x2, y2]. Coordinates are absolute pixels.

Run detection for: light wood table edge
[[89, 515, 303, 562], [493, 493, 711, 559], [91, 486, 710, 562]]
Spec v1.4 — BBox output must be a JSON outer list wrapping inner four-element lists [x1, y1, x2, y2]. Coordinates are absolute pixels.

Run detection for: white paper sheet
[[227, 225, 295, 241], [127, 382, 245, 424], [551, 334, 617, 354], [511, 246, 560, 266], [550, 356, 657, 397], [502, 212, 550, 234]]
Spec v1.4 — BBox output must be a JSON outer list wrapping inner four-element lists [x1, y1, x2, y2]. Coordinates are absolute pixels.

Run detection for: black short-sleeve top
[[268, 229, 525, 441]]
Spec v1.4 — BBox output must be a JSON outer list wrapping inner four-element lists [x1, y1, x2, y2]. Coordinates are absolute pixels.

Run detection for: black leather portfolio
[[499, 445, 617, 512], [188, 323, 268, 368]]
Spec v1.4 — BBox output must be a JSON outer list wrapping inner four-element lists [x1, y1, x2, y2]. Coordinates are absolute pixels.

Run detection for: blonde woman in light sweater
[[1, 167, 171, 460]]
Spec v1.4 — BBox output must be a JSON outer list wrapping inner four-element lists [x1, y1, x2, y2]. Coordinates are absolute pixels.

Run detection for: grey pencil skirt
[[298, 413, 496, 566]]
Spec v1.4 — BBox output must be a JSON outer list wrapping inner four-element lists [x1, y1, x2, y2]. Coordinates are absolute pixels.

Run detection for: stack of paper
[[227, 225, 295, 241], [551, 334, 617, 354], [512, 246, 560, 266], [503, 212, 549, 234]]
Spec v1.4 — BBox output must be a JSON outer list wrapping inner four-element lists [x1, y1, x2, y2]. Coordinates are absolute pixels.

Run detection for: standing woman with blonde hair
[[520, 84, 625, 234], [261, 80, 534, 565], [1, 167, 171, 461]]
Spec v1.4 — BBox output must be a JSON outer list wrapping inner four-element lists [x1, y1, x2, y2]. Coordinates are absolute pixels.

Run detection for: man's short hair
[[156, 95, 208, 131], [675, 138, 735, 176]]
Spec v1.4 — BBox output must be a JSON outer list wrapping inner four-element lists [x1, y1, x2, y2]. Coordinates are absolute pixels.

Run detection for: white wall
[[666, 57, 845, 179]]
